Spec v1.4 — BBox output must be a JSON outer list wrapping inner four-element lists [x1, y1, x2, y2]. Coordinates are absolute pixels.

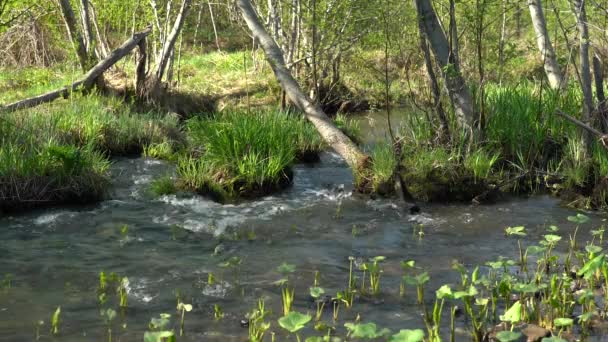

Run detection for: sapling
[[177, 302, 192, 336]]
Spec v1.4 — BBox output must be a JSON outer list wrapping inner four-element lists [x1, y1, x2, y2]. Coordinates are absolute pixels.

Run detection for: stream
[[1, 111, 606, 341]]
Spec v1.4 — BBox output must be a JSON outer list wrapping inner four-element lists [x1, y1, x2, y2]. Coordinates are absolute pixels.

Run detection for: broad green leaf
[[526, 245, 547, 255], [542, 337, 568, 342], [400, 260, 416, 269], [553, 317, 573, 327], [585, 245, 602, 255], [278, 311, 311, 333], [371, 256, 386, 263], [454, 285, 478, 299], [389, 329, 425, 342], [310, 287, 325, 299], [144, 331, 175, 342], [496, 331, 523, 342], [544, 234, 562, 244], [277, 263, 296, 274], [505, 226, 526, 237], [567, 213, 590, 225], [436, 284, 453, 299], [578, 254, 605, 279], [547, 225, 559, 232], [403, 272, 429, 286], [500, 301, 522, 323], [344, 322, 390, 338]]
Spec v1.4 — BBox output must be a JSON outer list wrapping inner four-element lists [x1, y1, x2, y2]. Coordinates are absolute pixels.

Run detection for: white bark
[[528, 0, 563, 89], [155, 0, 191, 81]]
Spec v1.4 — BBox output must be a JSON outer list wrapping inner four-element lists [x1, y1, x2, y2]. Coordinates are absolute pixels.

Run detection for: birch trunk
[[236, 0, 371, 182], [155, 0, 191, 81], [57, 0, 89, 71], [417, 14, 449, 142], [528, 0, 563, 89], [415, 0, 475, 133], [573, 0, 594, 151]]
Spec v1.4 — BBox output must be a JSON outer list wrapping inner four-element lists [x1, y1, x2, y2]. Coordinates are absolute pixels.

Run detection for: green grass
[[334, 114, 362, 144], [149, 176, 178, 197], [179, 110, 323, 199], [369, 142, 397, 194], [0, 94, 182, 210]]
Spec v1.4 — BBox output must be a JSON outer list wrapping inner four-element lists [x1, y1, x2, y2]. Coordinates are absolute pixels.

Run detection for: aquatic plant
[[278, 311, 312, 342], [276, 262, 296, 315], [144, 313, 175, 342], [213, 304, 224, 321], [247, 299, 270, 342], [100, 308, 117, 342], [176, 302, 192, 336], [361, 256, 385, 296], [344, 322, 391, 339], [50, 306, 61, 335], [309, 287, 326, 321]]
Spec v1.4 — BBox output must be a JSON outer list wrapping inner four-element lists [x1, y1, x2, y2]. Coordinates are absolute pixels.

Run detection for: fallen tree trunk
[[556, 109, 608, 149], [236, 0, 371, 184], [1, 26, 152, 113]]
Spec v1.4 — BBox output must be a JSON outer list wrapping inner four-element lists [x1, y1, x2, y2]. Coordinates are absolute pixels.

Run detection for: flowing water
[[1, 112, 606, 341]]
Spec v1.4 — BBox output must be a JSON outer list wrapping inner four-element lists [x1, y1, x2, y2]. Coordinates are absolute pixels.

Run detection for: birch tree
[[528, 0, 563, 89]]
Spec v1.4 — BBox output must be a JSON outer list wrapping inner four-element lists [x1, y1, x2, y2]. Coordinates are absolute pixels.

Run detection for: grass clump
[[179, 110, 322, 200], [149, 176, 178, 197], [0, 139, 110, 211], [368, 142, 397, 194]]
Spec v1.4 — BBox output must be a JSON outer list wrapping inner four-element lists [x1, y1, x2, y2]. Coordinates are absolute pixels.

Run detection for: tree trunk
[[2, 27, 152, 113], [573, 0, 594, 152], [79, 0, 93, 54], [236, 0, 370, 184], [593, 54, 608, 133], [155, 0, 191, 81], [417, 13, 449, 142], [89, 1, 110, 59], [57, 0, 89, 71], [528, 0, 563, 90], [414, 0, 475, 133]]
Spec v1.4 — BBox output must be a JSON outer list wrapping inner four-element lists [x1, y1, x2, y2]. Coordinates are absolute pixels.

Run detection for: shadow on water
[[0, 111, 606, 341]]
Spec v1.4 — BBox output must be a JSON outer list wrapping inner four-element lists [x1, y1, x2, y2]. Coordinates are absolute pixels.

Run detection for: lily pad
[[310, 287, 325, 299]]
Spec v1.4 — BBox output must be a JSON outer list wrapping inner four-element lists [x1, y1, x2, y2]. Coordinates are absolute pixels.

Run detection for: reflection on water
[[0, 126, 605, 340]]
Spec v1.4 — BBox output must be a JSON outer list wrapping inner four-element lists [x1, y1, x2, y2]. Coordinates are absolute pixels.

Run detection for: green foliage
[[334, 114, 362, 143]]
